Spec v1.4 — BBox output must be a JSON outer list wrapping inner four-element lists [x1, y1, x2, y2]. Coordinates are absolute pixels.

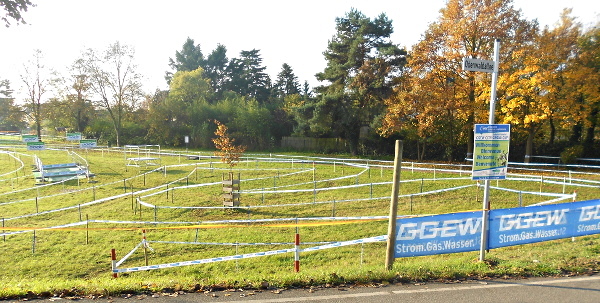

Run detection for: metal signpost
[[463, 39, 502, 261]]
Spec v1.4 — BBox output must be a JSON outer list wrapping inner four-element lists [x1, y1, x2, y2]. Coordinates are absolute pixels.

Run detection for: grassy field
[[0, 146, 599, 299]]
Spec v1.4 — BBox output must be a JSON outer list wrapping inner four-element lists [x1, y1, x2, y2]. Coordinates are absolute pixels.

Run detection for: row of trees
[[379, 1, 599, 162], [1, 0, 598, 162]]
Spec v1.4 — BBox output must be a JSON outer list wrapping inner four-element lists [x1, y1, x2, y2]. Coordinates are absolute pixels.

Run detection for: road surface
[[17, 274, 600, 303]]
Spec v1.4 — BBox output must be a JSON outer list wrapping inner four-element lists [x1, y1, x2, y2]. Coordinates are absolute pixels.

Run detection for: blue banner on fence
[[489, 199, 600, 249], [394, 211, 482, 257]]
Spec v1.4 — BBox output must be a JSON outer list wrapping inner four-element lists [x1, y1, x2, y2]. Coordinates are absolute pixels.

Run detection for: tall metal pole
[[479, 39, 501, 261], [385, 140, 403, 270]]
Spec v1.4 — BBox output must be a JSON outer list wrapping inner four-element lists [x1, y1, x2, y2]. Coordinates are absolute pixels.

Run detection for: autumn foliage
[[212, 120, 246, 168]]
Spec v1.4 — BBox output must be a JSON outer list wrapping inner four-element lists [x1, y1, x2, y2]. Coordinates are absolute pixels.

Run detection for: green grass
[[0, 147, 599, 299]]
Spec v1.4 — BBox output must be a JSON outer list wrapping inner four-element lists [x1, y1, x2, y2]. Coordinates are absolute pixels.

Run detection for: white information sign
[[80, 139, 97, 149], [27, 142, 45, 151], [22, 135, 39, 143], [66, 132, 82, 141]]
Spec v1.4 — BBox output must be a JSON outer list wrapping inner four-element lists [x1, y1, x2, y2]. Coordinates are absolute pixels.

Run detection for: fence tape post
[[313, 181, 316, 203], [294, 229, 300, 273], [32, 230, 36, 254], [143, 229, 149, 266], [519, 191, 523, 207], [111, 249, 118, 278], [86, 214, 89, 245]]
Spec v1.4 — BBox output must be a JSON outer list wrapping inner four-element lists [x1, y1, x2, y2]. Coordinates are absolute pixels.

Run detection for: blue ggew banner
[[393, 199, 600, 258], [489, 199, 600, 249], [394, 211, 482, 257]]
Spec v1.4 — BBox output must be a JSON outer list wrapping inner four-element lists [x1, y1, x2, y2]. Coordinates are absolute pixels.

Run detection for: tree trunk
[[548, 117, 556, 145], [524, 127, 535, 163], [418, 141, 426, 161], [570, 123, 582, 143], [583, 108, 598, 155], [35, 101, 42, 139]]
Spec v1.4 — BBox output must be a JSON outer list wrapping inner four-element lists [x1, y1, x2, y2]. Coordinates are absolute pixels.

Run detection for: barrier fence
[[394, 198, 600, 257], [110, 198, 600, 275], [0, 147, 598, 278]]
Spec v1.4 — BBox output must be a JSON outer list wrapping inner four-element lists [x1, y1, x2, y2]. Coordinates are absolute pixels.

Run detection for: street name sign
[[462, 57, 495, 73]]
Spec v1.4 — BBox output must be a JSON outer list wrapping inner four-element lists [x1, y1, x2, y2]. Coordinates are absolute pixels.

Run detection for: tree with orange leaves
[[212, 119, 246, 169], [380, 0, 535, 161]]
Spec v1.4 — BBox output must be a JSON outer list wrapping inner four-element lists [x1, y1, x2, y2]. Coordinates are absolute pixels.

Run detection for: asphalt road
[[30, 274, 599, 303]]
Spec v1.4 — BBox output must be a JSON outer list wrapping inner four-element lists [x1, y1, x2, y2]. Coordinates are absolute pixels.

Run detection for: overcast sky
[[1, 0, 598, 100]]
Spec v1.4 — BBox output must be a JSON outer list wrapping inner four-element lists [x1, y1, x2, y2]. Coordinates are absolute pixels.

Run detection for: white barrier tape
[[0, 216, 395, 237], [2, 152, 595, 226], [89, 220, 200, 224], [114, 235, 386, 273], [489, 186, 575, 198], [3, 182, 168, 222], [140, 182, 221, 199], [542, 180, 600, 188], [91, 216, 391, 225], [529, 195, 579, 206], [114, 247, 297, 273], [301, 235, 387, 253], [0, 163, 165, 204], [148, 240, 335, 246], [0, 221, 87, 236], [136, 184, 476, 210], [116, 241, 144, 267], [507, 176, 600, 188], [0, 152, 25, 178]]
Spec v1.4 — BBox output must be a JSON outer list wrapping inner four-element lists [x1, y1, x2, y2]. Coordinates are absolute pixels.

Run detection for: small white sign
[[66, 132, 82, 141], [184, 136, 189, 144], [22, 135, 39, 143], [80, 139, 97, 149], [27, 142, 45, 151], [462, 58, 495, 73]]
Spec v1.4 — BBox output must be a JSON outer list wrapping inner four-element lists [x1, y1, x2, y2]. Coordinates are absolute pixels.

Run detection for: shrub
[[560, 145, 584, 164]]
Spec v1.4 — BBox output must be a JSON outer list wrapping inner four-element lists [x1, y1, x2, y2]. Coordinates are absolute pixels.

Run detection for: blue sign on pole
[[472, 124, 510, 180], [394, 211, 482, 257]]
